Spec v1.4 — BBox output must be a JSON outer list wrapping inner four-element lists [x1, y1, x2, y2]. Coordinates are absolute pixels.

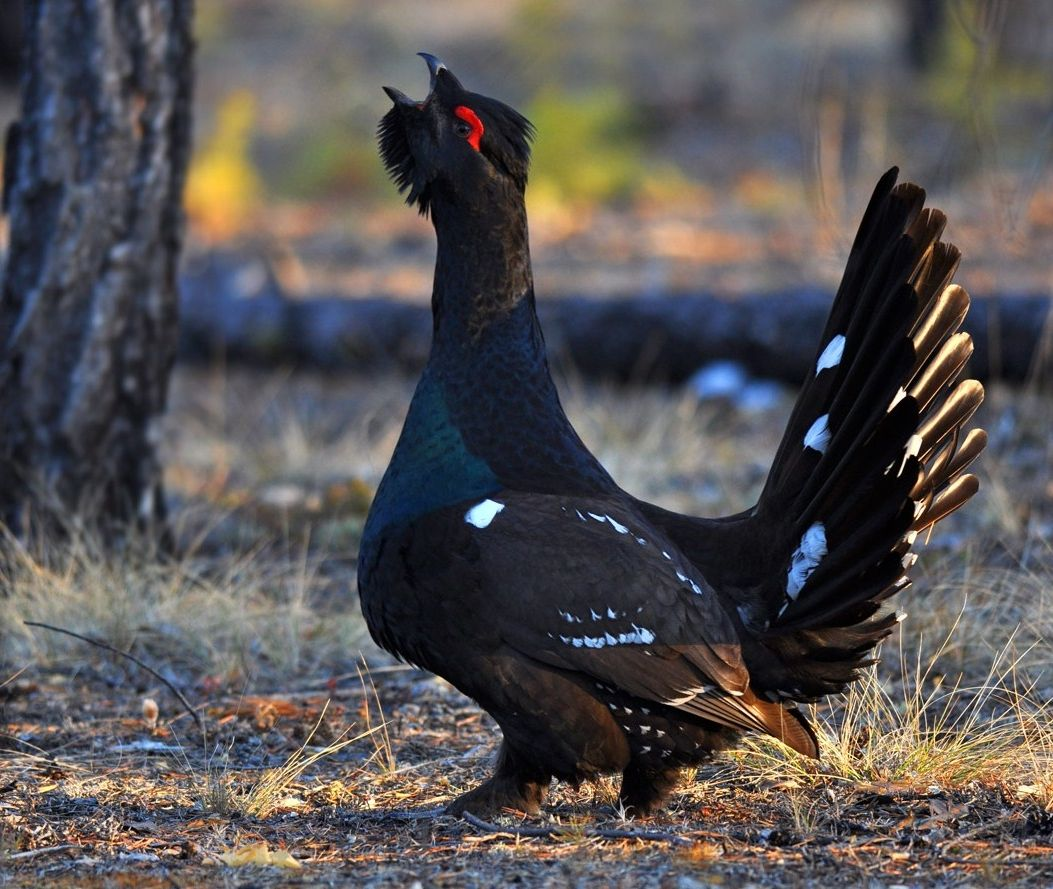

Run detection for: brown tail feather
[[918, 379, 985, 459], [916, 473, 980, 531], [909, 331, 974, 411]]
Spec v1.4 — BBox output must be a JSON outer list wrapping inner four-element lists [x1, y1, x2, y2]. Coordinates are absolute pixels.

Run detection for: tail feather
[[917, 379, 984, 460], [917, 473, 979, 531], [747, 169, 985, 699], [763, 170, 923, 501], [800, 398, 919, 528], [910, 241, 961, 325], [939, 428, 987, 481], [909, 284, 969, 376], [910, 428, 984, 500], [631, 168, 986, 731], [909, 331, 973, 413]]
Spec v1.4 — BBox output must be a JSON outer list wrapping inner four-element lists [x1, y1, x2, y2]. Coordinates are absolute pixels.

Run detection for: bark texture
[[0, 0, 193, 537]]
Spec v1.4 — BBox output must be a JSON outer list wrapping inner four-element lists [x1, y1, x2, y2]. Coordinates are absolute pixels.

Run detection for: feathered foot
[[619, 762, 682, 817], [446, 741, 551, 817]]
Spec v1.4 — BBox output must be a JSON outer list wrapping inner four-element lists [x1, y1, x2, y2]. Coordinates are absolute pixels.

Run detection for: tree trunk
[[0, 0, 193, 539]]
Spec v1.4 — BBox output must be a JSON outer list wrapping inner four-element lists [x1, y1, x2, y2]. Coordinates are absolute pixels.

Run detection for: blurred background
[[184, 0, 1051, 298], [5, 0, 1050, 302]]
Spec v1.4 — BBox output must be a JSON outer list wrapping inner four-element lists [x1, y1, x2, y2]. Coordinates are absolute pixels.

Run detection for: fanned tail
[[747, 168, 985, 700]]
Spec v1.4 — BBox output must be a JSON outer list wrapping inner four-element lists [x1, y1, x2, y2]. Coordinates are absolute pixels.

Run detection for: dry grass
[[237, 700, 376, 818], [725, 629, 1053, 802], [2, 367, 1053, 886], [0, 517, 368, 685]]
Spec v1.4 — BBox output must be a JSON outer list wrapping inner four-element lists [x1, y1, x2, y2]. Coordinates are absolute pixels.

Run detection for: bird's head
[[379, 53, 534, 216]]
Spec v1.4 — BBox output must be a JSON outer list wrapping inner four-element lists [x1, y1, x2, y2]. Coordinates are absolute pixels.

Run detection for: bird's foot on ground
[[445, 774, 549, 818], [618, 763, 682, 818]]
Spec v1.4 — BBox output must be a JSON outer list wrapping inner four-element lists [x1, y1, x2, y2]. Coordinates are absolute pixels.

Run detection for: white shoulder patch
[[815, 334, 845, 375], [464, 499, 505, 529]]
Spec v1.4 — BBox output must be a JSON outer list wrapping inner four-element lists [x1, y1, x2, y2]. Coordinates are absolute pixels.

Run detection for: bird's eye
[[453, 105, 484, 151]]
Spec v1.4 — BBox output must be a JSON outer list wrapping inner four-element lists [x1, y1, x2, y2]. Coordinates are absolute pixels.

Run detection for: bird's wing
[[401, 490, 814, 751]]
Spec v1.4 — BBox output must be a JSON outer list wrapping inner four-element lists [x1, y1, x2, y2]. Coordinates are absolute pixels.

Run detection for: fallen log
[[178, 254, 1053, 386]]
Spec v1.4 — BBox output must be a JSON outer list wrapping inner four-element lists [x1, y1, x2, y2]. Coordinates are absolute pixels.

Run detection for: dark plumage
[[359, 54, 986, 817]]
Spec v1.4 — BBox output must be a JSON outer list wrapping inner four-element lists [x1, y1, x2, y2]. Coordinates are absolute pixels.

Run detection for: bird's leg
[[619, 761, 682, 817], [446, 740, 551, 817]]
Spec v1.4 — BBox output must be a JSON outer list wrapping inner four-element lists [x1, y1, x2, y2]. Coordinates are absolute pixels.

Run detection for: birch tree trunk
[[0, 0, 193, 540]]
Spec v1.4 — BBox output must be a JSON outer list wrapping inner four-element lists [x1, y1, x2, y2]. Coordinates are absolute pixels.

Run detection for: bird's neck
[[429, 189, 533, 349], [424, 190, 616, 490], [363, 190, 618, 542]]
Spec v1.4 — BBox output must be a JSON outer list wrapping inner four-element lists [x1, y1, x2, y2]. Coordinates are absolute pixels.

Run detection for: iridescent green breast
[[361, 370, 499, 548]]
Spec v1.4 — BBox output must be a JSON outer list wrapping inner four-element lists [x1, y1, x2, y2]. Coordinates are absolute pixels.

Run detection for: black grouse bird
[[359, 54, 986, 817]]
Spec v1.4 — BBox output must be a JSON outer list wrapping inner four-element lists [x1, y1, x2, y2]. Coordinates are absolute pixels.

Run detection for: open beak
[[382, 86, 416, 107], [382, 52, 451, 108], [417, 52, 447, 90]]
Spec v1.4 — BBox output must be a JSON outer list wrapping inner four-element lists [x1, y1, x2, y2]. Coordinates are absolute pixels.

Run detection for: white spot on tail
[[815, 334, 845, 375], [804, 414, 831, 454], [465, 499, 505, 528], [786, 522, 827, 599], [899, 434, 924, 475]]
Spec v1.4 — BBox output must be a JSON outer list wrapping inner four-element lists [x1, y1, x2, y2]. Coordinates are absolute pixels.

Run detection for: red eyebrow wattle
[[454, 105, 484, 151]]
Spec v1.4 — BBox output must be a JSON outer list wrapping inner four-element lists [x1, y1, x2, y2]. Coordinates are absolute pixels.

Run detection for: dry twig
[[23, 620, 205, 736], [5, 844, 83, 861], [461, 811, 692, 846]]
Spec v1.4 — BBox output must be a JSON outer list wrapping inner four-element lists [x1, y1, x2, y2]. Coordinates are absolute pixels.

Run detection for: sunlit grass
[[721, 617, 1053, 807], [238, 700, 375, 818], [0, 519, 367, 685]]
